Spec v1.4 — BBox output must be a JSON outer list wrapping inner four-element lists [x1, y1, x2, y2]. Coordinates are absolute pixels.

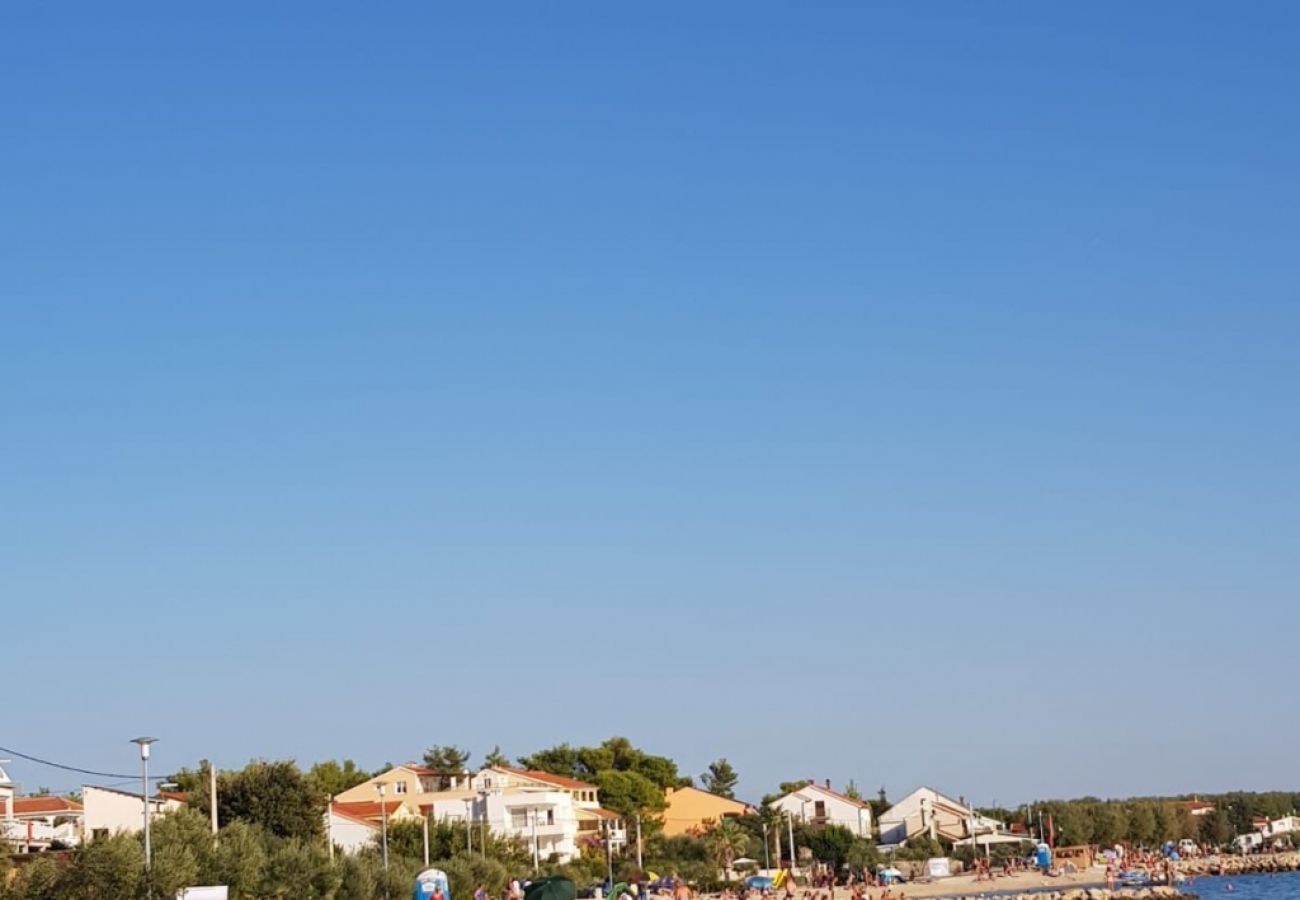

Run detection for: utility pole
[[531, 808, 540, 873], [762, 823, 771, 870], [636, 814, 643, 870], [786, 811, 795, 873], [466, 799, 473, 854], [423, 810, 430, 866], [604, 823, 614, 887], [208, 761, 218, 838], [327, 799, 334, 863]]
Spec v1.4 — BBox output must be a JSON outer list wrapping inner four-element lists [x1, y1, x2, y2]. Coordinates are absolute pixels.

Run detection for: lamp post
[[465, 798, 474, 854], [376, 783, 390, 874], [762, 822, 771, 870], [423, 808, 431, 866], [130, 738, 158, 873], [479, 790, 489, 856]]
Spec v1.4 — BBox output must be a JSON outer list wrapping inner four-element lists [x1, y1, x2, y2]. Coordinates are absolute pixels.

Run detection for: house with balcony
[[877, 787, 1000, 847], [767, 781, 872, 837], [333, 764, 475, 804], [331, 764, 622, 862]]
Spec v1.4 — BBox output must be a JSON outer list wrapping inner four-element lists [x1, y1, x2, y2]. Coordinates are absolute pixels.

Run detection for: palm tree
[[757, 804, 786, 868], [708, 818, 752, 882]]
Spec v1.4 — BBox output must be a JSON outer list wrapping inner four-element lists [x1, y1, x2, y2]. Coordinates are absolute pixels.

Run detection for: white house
[[327, 804, 380, 855], [1264, 816, 1300, 838], [766, 782, 872, 837], [332, 765, 623, 863], [82, 785, 184, 841], [878, 787, 997, 846], [0, 763, 83, 851]]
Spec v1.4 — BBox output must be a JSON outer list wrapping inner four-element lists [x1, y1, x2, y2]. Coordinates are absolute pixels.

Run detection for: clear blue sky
[[3, 3, 1297, 806]]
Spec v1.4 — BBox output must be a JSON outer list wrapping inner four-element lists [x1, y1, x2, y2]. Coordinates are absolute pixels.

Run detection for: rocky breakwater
[[962, 887, 1191, 900], [1178, 852, 1300, 877]]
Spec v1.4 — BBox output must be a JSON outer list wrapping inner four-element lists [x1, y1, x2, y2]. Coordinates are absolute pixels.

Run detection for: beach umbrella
[[525, 878, 577, 900]]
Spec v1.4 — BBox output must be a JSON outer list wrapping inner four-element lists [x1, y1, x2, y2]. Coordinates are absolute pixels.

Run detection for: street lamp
[[130, 738, 158, 872]]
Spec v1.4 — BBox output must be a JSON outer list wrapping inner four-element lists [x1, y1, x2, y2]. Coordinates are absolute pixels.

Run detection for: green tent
[[524, 877, 578, 900]]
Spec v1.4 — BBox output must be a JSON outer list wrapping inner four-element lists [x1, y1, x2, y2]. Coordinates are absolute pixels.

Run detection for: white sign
[[926, 858, 951, 878], [177, 888, 229, 900]]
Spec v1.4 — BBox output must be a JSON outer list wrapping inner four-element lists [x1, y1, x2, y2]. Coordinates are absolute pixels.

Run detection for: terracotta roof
[[333, 799, 407, 819], [158, 791, 189, 804], [505, 768, 598, 791], [12, 797, 83, 816], [330, 804, 381, 828], [578, 807, 621, 820], [1186, 800, 1215, 811]]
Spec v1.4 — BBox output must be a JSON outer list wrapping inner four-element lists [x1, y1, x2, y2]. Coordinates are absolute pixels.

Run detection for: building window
[[814, 801, 826, 819], [394, 782, 407, 794], [511, 810, 529, 829]]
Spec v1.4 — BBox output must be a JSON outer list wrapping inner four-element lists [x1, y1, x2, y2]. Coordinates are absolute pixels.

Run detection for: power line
[[0, 744, 168, 781]]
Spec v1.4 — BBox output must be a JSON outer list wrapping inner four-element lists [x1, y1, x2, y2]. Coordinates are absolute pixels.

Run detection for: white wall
[[768, 788, 871, 838], [328, 811, 379, 856], [877, 788, 975, 845], [82, 786, 181, 838]]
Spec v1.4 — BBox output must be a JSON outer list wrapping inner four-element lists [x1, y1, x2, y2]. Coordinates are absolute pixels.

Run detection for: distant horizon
[[5, 741, 1298, 812]]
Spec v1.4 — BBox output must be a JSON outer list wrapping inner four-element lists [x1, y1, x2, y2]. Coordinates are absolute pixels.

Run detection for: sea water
[[1186, 873, 1300, 900]]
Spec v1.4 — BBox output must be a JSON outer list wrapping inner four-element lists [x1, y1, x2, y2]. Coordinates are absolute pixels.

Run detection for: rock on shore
[[1178, 851, 1300, 877]]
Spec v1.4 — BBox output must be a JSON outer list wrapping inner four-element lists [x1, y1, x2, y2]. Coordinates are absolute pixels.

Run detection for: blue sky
[[3, 3, 1297, 805]]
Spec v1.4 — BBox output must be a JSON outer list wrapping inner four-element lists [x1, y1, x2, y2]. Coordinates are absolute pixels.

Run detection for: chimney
[[825, 779, 831, 789]]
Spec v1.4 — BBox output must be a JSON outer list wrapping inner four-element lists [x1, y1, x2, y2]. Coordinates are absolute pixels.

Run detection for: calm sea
[[1186, 874, 1300, 900], [966, 873, 1300, 900]]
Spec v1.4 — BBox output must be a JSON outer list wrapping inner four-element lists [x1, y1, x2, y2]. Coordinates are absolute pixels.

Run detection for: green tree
[[845, 836, 880, 872], [596, 770, 669, 818], [6, 854, 62, 900], [806, 825, 856, 869], [1200, 810, 1233, 847], [483, 746, 510, 768], [701, 759, 739, 799], [211, 820, 267, 900], [149, 807, 214, 898], [306, 759, 373, 798], [334, 853, 383, 900], [705, 818, 751, 880], [843, 780, 863, 802], [197, 760, 325, 840], [519, 738, 689, 791], [62, 832, 143, 900], [259, 838, 339, 900], [424, 746, 472, 772], [1127, 802, 1158, 847], [517, 744, 583, 779]]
